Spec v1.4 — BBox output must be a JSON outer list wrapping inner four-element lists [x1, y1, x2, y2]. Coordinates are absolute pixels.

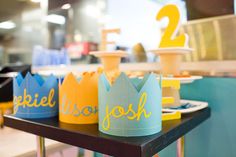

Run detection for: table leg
[[36, 136, 46, 157], [177, 136, 184, 157]]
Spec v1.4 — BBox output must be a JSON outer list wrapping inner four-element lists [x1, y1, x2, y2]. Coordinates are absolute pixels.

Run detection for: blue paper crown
[[98, 72, 162, 137], [13, 72, 59, 119]]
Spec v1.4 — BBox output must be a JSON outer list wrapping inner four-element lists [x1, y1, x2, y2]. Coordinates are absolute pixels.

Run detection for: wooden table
[[4, 108, 210, 157]]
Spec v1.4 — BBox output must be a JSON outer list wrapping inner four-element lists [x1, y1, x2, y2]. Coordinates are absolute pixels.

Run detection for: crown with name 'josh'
[[98, 72, 162, 137]]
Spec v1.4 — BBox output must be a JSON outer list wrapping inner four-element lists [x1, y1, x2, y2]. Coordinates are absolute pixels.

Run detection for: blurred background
[[1, 1, 236, 157], [0, 0, 235, 66]]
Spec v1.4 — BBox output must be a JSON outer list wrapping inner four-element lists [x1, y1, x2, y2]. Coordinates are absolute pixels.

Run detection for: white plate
[[134, 75, 203, 84], [161, 76, 203, 84], [150, 47, 193, 55], [162, 99, 208, 114]]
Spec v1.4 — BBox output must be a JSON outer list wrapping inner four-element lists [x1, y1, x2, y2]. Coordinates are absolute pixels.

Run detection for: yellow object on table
[[162, 111, 181, 121], [161, 79, 181, 121], [162, 79, 181, 107], [0, 101, 13, 127]]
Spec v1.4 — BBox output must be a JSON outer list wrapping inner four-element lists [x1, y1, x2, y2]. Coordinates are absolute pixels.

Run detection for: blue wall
[[159, 77, 236, 157]]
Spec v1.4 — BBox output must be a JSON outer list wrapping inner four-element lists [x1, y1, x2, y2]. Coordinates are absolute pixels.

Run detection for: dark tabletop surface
[[4, 108, 210, 157]]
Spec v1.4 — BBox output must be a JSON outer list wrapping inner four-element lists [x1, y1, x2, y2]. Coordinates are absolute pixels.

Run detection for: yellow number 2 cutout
[[156, 4, 189, 48]]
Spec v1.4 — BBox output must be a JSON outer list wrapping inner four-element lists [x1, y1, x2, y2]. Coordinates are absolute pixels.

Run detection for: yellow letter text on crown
[[102, 92, 151, 131]]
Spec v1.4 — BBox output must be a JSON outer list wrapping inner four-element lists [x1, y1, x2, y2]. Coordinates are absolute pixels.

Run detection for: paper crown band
[[59, 72, 99, 124], [13, 72, 59, 119], [98, 72, 162, 137]]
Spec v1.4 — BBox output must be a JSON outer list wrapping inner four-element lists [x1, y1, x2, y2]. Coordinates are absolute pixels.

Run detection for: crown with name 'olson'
[[59, 72, 100, 124]]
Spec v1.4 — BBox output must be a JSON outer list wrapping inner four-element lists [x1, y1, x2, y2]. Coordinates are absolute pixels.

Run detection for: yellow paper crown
[[59, 72, 99, 124]]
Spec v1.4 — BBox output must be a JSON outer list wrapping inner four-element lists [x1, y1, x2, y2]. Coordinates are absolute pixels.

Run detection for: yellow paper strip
[[162, 111, 181, 121], [162, 97, 175, 104], [162, 80, 180, 89]]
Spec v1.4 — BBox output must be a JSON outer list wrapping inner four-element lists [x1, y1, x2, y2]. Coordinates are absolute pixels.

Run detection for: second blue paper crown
[[13, 72, 59, 119], [99, 72, 162, 137]]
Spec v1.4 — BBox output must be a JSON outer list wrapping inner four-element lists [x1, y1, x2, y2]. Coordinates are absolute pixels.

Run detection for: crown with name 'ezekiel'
[[59, 72, 100, 124], [13, 72, 58, 119], [98, 72, 162, 137]]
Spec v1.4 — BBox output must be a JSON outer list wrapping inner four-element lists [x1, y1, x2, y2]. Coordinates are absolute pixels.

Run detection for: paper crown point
[[59, 72, 99, 124], [60, 72, 78, 89], [98, 72, 162, 137], [99, 72, 161, 93], [13, 72, 59, 119], [15, 72, 57, 88]]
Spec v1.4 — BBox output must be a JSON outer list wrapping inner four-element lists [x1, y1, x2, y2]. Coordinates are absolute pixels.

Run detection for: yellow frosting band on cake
[[162, 97, 175, 104], [162, 80, 180, 90]]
